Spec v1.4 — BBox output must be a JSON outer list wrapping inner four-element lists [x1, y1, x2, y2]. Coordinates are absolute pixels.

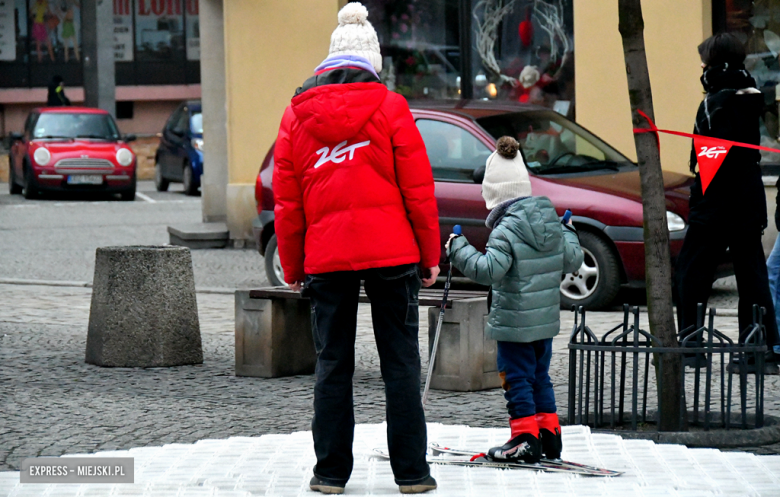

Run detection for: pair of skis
[[373, 443, 622, 477]]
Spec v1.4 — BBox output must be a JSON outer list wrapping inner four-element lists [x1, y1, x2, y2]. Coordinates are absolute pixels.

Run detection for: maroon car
[[253, 100, 697, 310]]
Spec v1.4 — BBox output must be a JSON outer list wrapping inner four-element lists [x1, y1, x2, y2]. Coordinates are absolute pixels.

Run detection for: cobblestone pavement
[[1, 283, 779, 473], [0, 180, 773, 475]]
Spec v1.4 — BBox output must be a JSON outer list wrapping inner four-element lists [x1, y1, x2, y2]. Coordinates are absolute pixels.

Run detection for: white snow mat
[[0, 423, 778, 496]]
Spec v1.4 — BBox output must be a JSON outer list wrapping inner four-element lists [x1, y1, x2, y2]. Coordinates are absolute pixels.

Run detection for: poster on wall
[[185, 0, 198, 60], [0, 0, 17, 61], [135, 0, 184, 61], [113, 0, 133, 61], [27, 0, 81, 64]]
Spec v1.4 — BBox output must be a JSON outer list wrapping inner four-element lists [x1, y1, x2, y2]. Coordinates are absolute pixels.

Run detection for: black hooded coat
[[688, 63, 766, 230]]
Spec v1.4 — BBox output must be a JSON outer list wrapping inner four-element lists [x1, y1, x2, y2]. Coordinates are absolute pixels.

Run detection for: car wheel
[[154, 160, 169, 192], [264, 234, 288, 287], [22, 164, 38, 200], [182, 162, 198, 196], [8, 164, 22, 194], [120, 175, 137, 201], [560, 231, 621, 310]]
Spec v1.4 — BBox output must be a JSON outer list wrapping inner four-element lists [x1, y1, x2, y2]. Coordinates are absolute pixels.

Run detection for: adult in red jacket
[[272, 3, 440, 495]]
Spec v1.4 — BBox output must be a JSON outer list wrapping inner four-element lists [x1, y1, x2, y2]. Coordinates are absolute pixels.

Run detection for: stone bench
[[235, 287, 500, 391]]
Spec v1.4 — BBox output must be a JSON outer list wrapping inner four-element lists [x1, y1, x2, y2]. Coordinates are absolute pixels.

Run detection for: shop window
[[351, 1, 574, 116], [417, 118, 492, 182], [359, 0, 461, 99], [135, 0, 185, 62], [471, 0, 575, 117], [716, 0, 780, 164], [116, 101, 134, 119], [0, 0, 199, 88]]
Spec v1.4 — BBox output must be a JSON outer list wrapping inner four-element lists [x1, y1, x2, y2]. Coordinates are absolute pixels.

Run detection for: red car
[[7, 107, 137, 201], [253, 101, 701, 310]]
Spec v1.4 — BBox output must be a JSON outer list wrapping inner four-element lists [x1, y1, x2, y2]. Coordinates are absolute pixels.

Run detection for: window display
[[0, 0, 200, 87], [361, 0, 461, 99], [471, 0, 574, 116], [135, 0, 184, 61], [358, 0, 574, 116]]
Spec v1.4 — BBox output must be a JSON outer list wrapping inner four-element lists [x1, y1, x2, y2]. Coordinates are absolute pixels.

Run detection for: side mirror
[[472, 166, 485, 184], [123, 134, 137, 143]]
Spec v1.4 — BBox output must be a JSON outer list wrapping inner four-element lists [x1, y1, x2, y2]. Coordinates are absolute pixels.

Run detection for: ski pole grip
[[453, 225, 462, 235], [562, 210, 572, 224]]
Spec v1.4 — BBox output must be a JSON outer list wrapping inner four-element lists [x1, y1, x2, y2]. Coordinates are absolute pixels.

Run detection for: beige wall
[[223, 0, 339, 240], [575, 0, 711, 174]]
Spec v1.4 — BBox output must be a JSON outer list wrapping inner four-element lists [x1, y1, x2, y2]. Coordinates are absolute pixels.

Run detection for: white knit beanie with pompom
[[329, 2, 382, 73], [482, 136, 533, 210]]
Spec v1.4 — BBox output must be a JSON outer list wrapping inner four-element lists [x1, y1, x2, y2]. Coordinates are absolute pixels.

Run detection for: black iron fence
[[567, 304, 768, 432]]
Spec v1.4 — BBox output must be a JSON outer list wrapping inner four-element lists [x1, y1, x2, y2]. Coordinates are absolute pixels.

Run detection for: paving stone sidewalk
[[1, 283, 779, 473]]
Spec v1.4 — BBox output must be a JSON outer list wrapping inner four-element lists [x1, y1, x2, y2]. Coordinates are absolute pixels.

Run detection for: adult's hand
[[421, 266, 440, 287], [289, 282, 303, 292]]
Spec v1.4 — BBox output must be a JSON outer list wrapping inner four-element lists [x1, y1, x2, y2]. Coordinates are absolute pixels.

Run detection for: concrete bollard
[[86, 246, 203, 367], [427, 297, 501, 391]]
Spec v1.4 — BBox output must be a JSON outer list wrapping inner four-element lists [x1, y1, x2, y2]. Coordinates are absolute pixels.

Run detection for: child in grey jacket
[[446, 136, 583, 463]]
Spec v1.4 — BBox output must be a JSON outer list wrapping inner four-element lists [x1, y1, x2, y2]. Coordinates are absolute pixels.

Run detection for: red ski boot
[[536, 412, 562, 460], [487, 416, 541, 463]]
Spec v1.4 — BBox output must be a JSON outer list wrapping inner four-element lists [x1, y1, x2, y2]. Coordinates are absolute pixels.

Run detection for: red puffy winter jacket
[[273, 69, 440, 283]]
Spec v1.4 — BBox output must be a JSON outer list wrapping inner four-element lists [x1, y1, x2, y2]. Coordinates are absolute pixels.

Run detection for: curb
[[562, 415, 780, 449], [0, 278, 241, 295]]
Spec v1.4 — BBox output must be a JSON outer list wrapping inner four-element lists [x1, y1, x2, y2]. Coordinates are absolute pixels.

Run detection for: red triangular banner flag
[[693, 136, 732, 194]]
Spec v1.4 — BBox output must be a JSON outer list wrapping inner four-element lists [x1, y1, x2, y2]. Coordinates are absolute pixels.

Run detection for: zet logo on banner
[[693, 137, 732, 194], [698, 146, 729, 159]]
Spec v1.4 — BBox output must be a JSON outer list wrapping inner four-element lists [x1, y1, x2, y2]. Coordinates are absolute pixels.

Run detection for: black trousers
[[304, 264, 430, 486], [675, 223, 780, 346]]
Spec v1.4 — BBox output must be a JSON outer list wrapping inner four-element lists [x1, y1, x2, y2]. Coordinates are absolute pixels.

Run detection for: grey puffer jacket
[[448, 196, 583, 343]]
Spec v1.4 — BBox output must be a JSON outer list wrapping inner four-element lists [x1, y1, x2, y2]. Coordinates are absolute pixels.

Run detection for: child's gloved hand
[[445, 233, 462, 254]]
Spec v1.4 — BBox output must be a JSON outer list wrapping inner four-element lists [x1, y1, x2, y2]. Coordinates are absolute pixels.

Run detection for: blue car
[[155, 100, 203, 195]]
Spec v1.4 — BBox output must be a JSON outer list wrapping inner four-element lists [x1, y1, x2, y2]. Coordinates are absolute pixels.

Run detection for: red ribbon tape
[[632, 109, 780, 155], [632, 110, 780, 194]]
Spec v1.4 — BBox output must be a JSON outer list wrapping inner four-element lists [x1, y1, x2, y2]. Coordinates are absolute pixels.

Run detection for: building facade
[[3, 1, 779, 241], [0, 0, 202, 137]]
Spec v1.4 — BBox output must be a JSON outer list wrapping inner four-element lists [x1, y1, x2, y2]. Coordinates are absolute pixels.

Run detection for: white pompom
[[338, 2, 368, 26]]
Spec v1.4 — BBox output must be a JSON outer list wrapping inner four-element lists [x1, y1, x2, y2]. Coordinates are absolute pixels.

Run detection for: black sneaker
[[487, 433, 541, 463], [399, 475, 437, 494], [539, 427, 562, 460], [309, 476, 345, 494]]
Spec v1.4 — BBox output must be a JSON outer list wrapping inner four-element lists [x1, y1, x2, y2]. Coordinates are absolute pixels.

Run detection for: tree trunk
[[617, 0, 685, 432]]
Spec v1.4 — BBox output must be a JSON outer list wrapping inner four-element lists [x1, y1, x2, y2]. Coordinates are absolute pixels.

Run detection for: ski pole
[[422, 224, 461, 407]]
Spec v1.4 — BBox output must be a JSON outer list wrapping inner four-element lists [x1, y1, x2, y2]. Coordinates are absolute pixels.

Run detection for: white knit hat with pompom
[[329, 2, 382, 73]]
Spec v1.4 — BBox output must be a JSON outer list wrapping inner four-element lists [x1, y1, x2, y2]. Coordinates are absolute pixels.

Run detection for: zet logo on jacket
[[314, 140, 371, 169]]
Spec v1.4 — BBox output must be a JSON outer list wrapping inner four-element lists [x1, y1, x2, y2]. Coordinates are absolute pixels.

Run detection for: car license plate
[[67, 175, 103, 185]]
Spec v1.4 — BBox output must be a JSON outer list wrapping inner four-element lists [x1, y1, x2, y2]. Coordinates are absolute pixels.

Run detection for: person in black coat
[[676, 33, 780, 362], [46, 75, 71, 107]]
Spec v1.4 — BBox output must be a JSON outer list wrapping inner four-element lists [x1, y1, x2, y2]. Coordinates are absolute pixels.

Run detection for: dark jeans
[[497, 339, 556, 419], [676, 223, 780, 346], [304, 264, 430, 487]]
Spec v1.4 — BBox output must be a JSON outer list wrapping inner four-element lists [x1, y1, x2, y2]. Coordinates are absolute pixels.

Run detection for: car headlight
[[116, 148, 134, 167], [33, 147, 51, 166], [191, 138, 204, 152], [666, 211, 686, 232]]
